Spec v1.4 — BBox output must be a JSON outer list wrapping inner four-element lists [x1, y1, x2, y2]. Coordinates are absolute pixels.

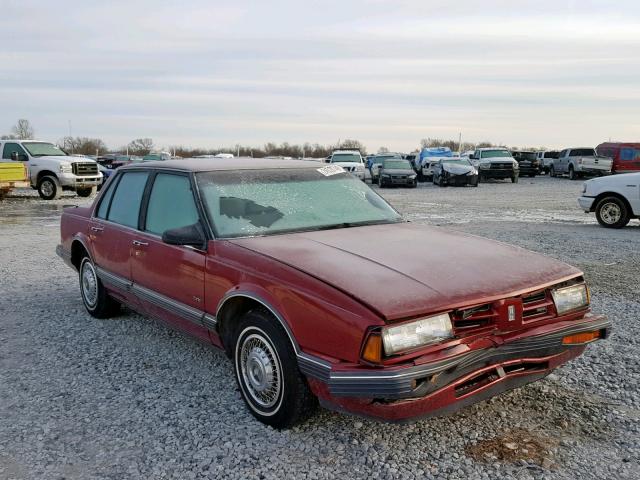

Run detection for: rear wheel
[[549, 165, 556, 178], [595, 196, 631, 229], [37, 175, 61, 200], [233, 310, 317, 428], [79, 256, 120, 318], [568, 165, 577, 180]]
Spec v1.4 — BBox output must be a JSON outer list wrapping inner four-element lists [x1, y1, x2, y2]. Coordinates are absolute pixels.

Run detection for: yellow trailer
[[0, 162, 29, 199]]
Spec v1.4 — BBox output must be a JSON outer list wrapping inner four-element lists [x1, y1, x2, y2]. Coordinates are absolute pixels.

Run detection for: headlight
[[513, 161, 519, 169], [581, 182, 587, 194], [409, 174, 416, 179], [479, 163, 490, 169], [381, 174, 391, 178], [382, 313, 453, 355], [59, 163, 73, 173], [552, 284, 589, 315]]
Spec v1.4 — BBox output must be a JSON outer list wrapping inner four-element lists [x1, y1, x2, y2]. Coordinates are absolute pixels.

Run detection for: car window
[[106, 171, 150, 228], [145, 173, 200, 236], [96, 175, 119, 219], [2, 142, 27, 160]]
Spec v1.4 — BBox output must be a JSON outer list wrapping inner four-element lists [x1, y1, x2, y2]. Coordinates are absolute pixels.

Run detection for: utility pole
[[68, 120, 73, 154], [458, 132, 462, 153]]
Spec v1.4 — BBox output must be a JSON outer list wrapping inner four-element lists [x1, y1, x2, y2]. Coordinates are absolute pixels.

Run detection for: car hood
[[443, 163, 475, 175], [229, 223, 581, 321]]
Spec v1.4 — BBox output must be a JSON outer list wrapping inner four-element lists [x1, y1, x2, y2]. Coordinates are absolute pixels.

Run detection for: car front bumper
[[442, 173, 478, 186], [479, 169, 517, 179], [59, 172, 103, 189], [578, 196, 596, 212], [304, 314, 610, 422]]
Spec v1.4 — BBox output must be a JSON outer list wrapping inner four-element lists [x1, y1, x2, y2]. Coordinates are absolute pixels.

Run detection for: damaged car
[[378, 158, 417, 188], [57, 158, 610, 428], [432, 158, 479, 187]]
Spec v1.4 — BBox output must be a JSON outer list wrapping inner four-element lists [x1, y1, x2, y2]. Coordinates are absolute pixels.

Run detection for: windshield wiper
[[314, 219, 402, 231]]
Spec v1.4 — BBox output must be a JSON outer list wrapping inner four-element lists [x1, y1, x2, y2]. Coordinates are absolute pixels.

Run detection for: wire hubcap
[[240, 334, 281, 408], [81, 261, 98, 307]]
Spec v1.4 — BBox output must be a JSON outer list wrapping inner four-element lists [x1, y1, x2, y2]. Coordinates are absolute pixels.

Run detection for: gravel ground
[[0, 176, 638, 480]]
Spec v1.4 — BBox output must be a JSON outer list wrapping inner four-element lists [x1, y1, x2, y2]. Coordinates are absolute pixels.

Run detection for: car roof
[[119, 157, 321, 173], [476, 147, 509, 151]]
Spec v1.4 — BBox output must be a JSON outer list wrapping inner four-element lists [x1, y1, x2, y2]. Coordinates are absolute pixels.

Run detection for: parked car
[[0, 161, 29, 200], [377, 158, 417, 188], [470, 148, 519, 183], [143, 152, 172, 162], [596, 142, 640, 174], [550, 148, 612, 180], [367, 153, 402, 182], [97, 164, 115, 191], [1, 140, 102, 199], [511, 151, 539, 177], [432, 158, 479, 187], [57, 158, 610, 427], [578, 172, 640, 228], [536, 151, 559, 174], [415, 147, 455, 182], [327, 149, 366, 181]]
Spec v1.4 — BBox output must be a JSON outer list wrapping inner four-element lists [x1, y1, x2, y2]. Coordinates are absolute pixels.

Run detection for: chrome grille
[[72, 162, 99, 176]]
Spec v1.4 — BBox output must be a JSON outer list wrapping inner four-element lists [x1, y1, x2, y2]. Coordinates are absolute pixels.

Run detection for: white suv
[[1, 140, 102, 199], [328, 150, 366, 181]]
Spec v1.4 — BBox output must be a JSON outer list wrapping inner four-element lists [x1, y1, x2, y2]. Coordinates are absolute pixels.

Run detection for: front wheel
[[568, 166, 577, 180], [595, 196, 631, 229], [76, 187, 96, 197], [37, 175, 61, 200], [233, 310, 317, 428], [549, 165, 556, 178], [378, 176, 385, 188]]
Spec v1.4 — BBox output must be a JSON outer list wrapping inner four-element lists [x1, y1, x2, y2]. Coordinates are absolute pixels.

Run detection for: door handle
[[90, 226, 104, 232], [132, 240, 149, 246]]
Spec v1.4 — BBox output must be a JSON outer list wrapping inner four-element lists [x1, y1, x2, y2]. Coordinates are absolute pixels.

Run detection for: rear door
[[89, 170, 150, 306], [130, 171, 210, 341]]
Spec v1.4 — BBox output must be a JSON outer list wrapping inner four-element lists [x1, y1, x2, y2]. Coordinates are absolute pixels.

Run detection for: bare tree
[[339, 139, 367, 155], [127, 138, 154, 156], [59, 136, 108, 156], [11, 119, 34, 139], [377, 146, 389, 154]]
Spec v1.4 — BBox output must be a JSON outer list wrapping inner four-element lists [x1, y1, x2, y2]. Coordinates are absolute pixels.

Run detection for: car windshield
[[571, 149, 596, 157], [21, 142, 67, 157], [331, 154, 361, 163], [372, 155, 400, 164], [518, 152, 537, 160], [383, 159, 412, 169], [481, 150, 512, 158], [197, 168, 402, 238]]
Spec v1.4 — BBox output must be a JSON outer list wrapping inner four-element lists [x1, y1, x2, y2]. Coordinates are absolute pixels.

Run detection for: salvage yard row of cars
[[57, 157, 612, 428]]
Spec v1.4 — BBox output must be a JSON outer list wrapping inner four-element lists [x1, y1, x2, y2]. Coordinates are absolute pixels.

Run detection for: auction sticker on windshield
[[317, 165, 345, 176]]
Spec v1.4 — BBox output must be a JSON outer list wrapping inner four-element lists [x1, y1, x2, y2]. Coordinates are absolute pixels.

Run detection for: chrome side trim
[[96, 266, 132, 291], [133, 284, 204, 327], [94, 267, 218, 331]]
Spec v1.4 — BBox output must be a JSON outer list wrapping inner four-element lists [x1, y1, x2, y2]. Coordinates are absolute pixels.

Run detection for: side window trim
[[94, 172, 123, 220]]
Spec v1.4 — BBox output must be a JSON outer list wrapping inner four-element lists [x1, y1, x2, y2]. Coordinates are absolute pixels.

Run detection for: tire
[[76, 187, 96, 197], [595, 196, 631, 229], [378, 176, 385, 188], [549, 165, 556, 178], [568, 166, 577, 180], [37, 175, 62, 200], [410, 179, 417, 188], [479, 174, 485, 183], [528, 173, 536, 178], [233, 310, 317, 428], [511, 175, 519, 184], [79, 256, 120, 318], [432, 174, 438, 186]]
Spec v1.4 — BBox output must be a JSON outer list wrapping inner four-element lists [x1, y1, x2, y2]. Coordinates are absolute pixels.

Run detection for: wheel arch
[[593, 191, 634, 215], [215, 292, 300, 358], [37, 170, 59, 182], [70, 237, 93, 271]]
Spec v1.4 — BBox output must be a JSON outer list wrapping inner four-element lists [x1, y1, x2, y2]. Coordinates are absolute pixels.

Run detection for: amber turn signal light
[[362, 333, 382, 363], [562, 330, 601, 345]]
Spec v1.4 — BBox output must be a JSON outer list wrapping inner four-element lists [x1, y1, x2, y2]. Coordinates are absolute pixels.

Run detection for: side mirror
[[162, 223, 206, 249]]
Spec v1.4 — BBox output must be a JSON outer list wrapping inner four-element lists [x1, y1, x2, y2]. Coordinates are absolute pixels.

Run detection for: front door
[[89, 170, 150, 306], [130, 172, 209, 342]]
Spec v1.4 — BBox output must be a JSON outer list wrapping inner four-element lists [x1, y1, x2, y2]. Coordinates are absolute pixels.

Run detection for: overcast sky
[[1, 0, 639, 152]]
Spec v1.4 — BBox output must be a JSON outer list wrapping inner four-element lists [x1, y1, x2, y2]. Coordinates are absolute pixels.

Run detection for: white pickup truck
[[0, 140, 102, 199], [550, 148, 612, 180]]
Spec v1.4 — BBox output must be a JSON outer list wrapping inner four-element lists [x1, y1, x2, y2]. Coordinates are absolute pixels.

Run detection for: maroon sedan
[[57, 158, 610, 428]]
